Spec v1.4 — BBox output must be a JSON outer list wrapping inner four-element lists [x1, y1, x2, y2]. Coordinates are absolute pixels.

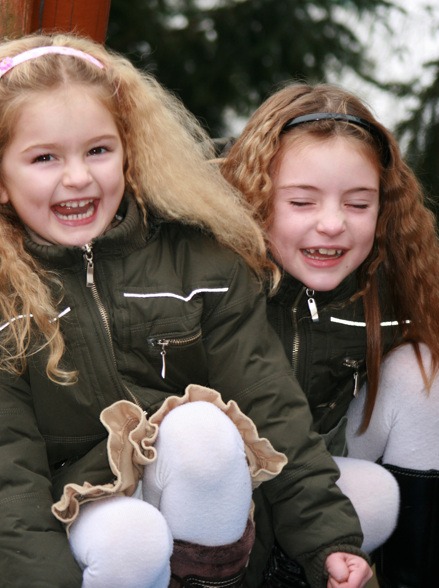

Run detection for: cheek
[[269, 205, 297, 240], [267, 218, 288, 253], [268, 221, 300, 266], [358, 221, 377, 259], [367, 215, 378, 243], [107, 165, 125, 193]]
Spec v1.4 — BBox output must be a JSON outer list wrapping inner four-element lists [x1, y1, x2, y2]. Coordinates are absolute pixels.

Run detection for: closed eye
[[289, 200, 313, 207], [348, 203, 369, 209]]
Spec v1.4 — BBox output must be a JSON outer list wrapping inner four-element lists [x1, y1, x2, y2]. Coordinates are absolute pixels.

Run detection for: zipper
[[315, 359, 363, 411], [306, 288, 319, 322], [291, 287, 306, 378], [343, 358, 363, 397], [83, 243, 142, 409], [83, 243, 112, 339], [149, 332, 202, 379]]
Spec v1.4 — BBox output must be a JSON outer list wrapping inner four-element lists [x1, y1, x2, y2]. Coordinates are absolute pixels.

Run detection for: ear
[[0, 186, 10, 204]]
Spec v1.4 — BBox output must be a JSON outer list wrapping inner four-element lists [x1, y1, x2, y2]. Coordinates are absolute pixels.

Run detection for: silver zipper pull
[[83, 244, 95, 288], [343, 358, 361, 396], [158, 339, 169, 379], [352, 370, 359, 397], [306, 289, 319, 322]]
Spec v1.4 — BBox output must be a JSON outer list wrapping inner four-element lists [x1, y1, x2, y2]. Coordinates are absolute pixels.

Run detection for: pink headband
[[0, 46, 104, 79]]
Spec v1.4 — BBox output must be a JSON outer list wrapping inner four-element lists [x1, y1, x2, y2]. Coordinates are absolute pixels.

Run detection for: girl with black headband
[[220, 82, 439, 587]]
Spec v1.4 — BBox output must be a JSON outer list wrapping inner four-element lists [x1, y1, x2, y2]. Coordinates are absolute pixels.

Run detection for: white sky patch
[[328, 0, 439, 132]]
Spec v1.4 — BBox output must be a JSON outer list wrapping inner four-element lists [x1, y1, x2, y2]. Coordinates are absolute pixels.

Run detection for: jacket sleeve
[[201, 257, 368, 588], [0, 371, 83, 587]]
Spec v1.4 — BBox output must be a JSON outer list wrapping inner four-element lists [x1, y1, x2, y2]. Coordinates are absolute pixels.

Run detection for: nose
[[62, 157, 93, 190], [316, 205, 346, 237]]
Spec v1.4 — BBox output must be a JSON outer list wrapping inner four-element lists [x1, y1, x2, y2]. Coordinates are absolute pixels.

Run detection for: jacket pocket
[[115, 289, 210, 390], [147, 330, 204, 380]]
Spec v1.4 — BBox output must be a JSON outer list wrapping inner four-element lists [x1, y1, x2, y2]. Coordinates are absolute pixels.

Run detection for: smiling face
[[0, 84, 125, 247], [268, 136, 380, 291]]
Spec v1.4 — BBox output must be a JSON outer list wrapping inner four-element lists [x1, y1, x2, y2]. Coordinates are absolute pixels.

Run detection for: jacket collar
[[24, 195, 150, 270], [271, 268, 359, 308]]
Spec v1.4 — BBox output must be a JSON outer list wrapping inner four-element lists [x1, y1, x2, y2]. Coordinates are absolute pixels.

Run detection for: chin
[[64, 227, 104, 247], [56, 234, 95, 248], [305, 278, 346, 292]]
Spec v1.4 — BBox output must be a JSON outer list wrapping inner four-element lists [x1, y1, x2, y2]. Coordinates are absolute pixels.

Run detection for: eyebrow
[[21, 134, 120, 154], [278, 184, 379, 194], [343, 186, 379, 195]]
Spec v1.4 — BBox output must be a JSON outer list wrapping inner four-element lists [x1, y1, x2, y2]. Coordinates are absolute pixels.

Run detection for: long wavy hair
[[0, 32, 269, 383], [220, 82, 439, 429]]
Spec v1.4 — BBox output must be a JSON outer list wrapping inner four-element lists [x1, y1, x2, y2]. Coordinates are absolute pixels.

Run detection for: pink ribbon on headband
[[0, 46, 104, 78]]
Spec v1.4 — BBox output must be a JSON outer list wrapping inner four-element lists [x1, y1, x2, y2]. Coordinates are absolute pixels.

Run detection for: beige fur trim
[[51, 400, 157, 530], [52, 384, 287, 530], [150, 384, 288, 488]]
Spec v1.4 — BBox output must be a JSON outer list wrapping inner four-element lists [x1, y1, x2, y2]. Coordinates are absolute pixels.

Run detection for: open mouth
[[302, 248, 345, 260], [52, 199, 96, 221]]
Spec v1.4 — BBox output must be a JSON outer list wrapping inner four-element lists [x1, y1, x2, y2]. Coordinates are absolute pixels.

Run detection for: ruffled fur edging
[[52, 384, 288, 531]]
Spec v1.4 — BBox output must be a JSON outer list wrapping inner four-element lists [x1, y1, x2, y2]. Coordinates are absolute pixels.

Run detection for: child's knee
[[334, 456, 400, 552], [336, 457, 400, 509], [142, 402, 252, 546], [149, 401, 248, 482], [69, 496, 173, 588]]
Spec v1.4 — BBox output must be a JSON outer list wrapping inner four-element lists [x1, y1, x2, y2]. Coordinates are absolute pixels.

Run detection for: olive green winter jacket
[[0, 197, 367, 588], [266, 271, 401, 448], [245, 271, 403, 585]]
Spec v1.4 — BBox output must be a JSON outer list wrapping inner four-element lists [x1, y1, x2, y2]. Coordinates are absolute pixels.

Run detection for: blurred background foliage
[[394, 58, 439, 216], [106, 0, 439, 210], [106, 0, 390, 135]]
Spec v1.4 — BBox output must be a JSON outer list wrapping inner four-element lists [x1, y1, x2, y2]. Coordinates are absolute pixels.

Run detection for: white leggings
[[69, 401, 252, 588], [334, 456, 400, 553]]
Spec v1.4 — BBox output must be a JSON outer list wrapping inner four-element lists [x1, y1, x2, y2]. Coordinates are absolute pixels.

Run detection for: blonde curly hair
[[0, 32, 269, 383], [221, 82, 439, 429]]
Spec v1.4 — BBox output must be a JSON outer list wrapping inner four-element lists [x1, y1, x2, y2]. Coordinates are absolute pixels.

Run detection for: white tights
[[334, 456, 400, 553], [69, 401, 252, 588], [342, 344, 439, 553]]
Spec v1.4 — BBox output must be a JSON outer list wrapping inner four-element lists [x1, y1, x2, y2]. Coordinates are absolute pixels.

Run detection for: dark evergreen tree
[[394, 61, 439, 214], [107, 0, 439, 213], [107, 0, 393, 136]]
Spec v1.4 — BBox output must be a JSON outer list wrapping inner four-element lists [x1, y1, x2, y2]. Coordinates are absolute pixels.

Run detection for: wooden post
[[30, 0, 111, 43], [0, 0, 33, 39], [0, 0, 111, 43]]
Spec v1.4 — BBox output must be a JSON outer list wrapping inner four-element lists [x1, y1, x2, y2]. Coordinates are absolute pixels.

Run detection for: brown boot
[[169, 519, 255, 587]]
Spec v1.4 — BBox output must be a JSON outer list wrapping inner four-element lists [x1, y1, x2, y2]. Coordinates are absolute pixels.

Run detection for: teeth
[[58, 199, 93, 208], [304, 248, 344, 258], [307, 248, 343, 256], [53, 203, 95, 221]]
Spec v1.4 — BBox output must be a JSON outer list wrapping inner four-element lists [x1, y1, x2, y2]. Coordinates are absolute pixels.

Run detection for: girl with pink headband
[[0, 34, 373, 588]]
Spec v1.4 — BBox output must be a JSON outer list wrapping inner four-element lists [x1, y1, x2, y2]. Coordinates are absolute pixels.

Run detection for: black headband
[[282, 112, 391, 167]]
